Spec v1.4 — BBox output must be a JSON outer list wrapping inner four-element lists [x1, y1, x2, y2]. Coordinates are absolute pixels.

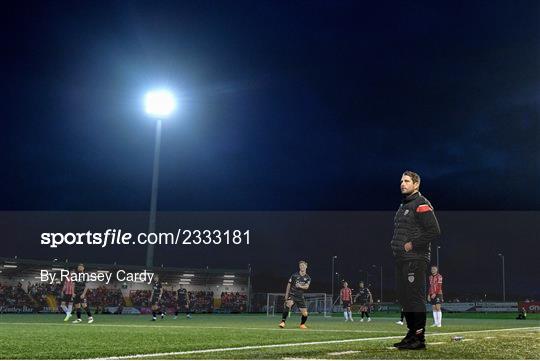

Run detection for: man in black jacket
[[391, 171, 440, 350]]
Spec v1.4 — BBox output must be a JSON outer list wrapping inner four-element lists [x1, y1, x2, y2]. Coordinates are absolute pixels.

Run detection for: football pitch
[[0, 313, 538, 359]]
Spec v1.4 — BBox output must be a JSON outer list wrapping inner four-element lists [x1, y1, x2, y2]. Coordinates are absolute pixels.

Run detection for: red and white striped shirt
[[429, 273, 443, 295], [340, 287, 352, 301], [62, 278, 74, 295]]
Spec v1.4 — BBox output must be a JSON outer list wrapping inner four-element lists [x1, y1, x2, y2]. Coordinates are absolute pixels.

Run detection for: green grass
[[0, 313, 538, 359]]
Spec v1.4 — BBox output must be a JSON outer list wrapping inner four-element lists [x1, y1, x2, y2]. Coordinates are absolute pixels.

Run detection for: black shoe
[[393, 332, 414, 348], [397, 338, 426, 350]]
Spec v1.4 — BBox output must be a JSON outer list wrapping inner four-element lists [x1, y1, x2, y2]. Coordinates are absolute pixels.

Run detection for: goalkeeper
[[279, 260, 311, 329]]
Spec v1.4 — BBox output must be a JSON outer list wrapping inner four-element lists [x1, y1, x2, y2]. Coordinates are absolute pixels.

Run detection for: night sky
[[1, 2, 539, 297]]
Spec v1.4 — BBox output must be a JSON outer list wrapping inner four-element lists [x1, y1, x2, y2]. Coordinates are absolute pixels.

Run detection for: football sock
[[432, 310, 437, 323], [281, 310, 288, 322], [77, 309, 81, 319], [348, 310, 353, 319], [437, 311, 442, 325], [365, 311, 370, 317], [85, 307, 92, 317], [67, 304, 72, 314], [343, 311, 348, 320], [61, 305, 67, 313], [301, 315, 308, 325], [152, 311, 157, 318]]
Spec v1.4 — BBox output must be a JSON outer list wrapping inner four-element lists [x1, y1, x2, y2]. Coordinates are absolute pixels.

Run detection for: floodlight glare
[[144, 90, 176, 118]]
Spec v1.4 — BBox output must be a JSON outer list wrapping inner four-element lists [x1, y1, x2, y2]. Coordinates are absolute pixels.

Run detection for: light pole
[[498, 253, 505, 302], [372, 264, 383, 302], [359, 269, 369, 285], [331, 256, 337, 303], [144, 90, 176, 269], [436, 246, 441, 268]]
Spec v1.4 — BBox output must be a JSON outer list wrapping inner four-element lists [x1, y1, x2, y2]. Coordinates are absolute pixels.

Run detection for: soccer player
[[340, 281, 354, 322], [279, 260, 311, 329], [391, 171, 441, 350], [516, 307, 527, 320], [396, 308, 405, 325], [71, 264, 94, 324], [174, 288, 191, 319], [354, 281, 372, 322], [60, 269, 74, 321], [150, 274, 164, 321], [428, 265, 443, 327]]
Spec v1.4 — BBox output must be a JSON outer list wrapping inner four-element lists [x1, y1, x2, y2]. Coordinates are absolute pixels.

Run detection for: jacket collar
[[403, 191, 420, 203]]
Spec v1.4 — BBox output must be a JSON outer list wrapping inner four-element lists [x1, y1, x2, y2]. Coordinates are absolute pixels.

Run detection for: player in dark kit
[[279, 261, 311, 329], [150, 275, 164, 321], [174, 288, 192, 319], [354, 281, 373, 322], [71, 264, 94, 324], [391, 171, 441, 350]]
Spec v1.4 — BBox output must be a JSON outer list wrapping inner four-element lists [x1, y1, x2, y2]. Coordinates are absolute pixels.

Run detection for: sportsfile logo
[[40, 229, 251, 248]]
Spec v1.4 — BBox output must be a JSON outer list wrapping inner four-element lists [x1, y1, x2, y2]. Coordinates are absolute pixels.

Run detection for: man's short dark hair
[[403, 170, 421, 184], [299, 260, 308, 266]]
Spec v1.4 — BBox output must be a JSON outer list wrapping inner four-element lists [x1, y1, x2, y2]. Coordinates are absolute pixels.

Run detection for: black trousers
[[395, 259, 427, 335]]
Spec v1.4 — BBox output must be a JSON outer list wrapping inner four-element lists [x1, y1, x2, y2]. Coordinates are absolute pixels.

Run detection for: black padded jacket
[[390, 192, 441, 262]]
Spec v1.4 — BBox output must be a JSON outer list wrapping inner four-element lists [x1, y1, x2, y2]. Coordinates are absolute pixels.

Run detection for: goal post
[[266, 293, 328, 317]]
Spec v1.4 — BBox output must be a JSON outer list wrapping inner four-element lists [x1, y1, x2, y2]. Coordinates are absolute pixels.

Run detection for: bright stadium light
[[144, 90, 176, 118]]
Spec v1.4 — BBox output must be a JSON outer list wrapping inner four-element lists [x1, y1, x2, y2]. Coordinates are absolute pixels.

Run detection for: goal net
[[266, 293, 328, 317]]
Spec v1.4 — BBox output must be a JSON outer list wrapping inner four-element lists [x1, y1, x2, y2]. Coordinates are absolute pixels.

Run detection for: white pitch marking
[[428, 342, 446, 345], [94, 336, 409, 360], [327, 350, 362, 356], [85, 326, 540, 360]]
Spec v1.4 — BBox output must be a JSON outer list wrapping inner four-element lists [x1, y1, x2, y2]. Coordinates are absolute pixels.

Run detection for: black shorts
[[151, 297, 161, 306], [177, 303, 189, 311], [62, 294, 73, 303], [430, 294, 443, 305], [342, 300, 351, 309], [73, 294, 86, 305], [287, 295, 306, 309]]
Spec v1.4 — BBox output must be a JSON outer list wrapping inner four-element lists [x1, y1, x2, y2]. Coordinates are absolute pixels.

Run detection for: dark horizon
[[1, 210, 538, 299]]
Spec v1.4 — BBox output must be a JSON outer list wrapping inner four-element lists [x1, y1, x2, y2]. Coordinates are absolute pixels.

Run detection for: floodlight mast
[[144, 90, 176, 269]]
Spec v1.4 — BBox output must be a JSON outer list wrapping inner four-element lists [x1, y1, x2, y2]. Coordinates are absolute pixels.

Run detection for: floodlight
[[144, 90, 176, 118]]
